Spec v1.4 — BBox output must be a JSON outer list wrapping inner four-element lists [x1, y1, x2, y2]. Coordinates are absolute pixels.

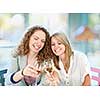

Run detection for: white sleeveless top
[[58, 50, 90, 86]]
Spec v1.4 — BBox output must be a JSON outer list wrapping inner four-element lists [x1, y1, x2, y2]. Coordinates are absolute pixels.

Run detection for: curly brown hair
[[50, 33, 73, 73], [14, 26, 53, 64]]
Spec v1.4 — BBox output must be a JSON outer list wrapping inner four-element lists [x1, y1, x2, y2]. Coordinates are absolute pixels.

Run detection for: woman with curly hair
[[5, 26, 53, 86]]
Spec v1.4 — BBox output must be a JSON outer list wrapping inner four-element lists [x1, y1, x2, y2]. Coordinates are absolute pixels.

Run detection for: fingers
[[46, 72, 55, 81], [28, 61, 41, 71], [23, 65, 41, 78], [28, 66, 38, 75], [45, 71, 60, 85], [29, 60, 42, 73], [46, 76, 59, 86]]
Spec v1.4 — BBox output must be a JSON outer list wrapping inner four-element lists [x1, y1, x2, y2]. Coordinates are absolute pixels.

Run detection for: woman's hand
[[22, 65, 41, 78], [45, 70, 60, 86], [22, 58, 42, 78], [82, 74, 91, 86]]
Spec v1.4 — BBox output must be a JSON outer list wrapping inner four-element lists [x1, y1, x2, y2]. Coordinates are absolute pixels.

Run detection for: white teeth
[[55, 48, 60, 52], [35, 46, 39, 49]]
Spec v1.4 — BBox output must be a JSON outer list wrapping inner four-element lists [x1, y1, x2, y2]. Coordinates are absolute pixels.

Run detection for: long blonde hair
[[50, 33, 73, 73]]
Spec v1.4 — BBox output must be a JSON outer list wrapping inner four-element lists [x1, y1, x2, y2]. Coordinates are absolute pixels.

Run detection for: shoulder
[[73, 50, 88, 62], [73, 50, 87, 58], [11, 55, 27, 63]]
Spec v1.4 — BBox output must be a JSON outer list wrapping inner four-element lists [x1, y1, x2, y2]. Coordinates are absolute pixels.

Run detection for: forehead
[[51, 37, 60, 42], [32, 30, 46, 39]]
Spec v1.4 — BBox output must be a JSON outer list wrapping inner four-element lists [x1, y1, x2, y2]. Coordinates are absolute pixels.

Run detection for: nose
[[54, 44, 59, 50], [37, 43, 41, 48], [36, 40, 42, 47]]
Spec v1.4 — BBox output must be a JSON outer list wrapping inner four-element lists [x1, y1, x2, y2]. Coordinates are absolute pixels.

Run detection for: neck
[[28, 51, 37, 59], [59, 53, 66, 62]]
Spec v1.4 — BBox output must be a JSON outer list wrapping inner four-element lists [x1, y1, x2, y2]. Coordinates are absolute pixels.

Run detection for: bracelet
[[21, 68, 25, 77]]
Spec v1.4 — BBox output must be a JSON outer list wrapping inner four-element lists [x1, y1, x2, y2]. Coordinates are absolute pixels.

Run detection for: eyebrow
[[34, 35, 39, 39], [34, 35, 45, 41]]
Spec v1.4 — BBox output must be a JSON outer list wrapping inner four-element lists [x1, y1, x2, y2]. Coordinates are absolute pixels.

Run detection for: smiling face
[[29, 30, 46, 54], [51, 37, 66, 57]]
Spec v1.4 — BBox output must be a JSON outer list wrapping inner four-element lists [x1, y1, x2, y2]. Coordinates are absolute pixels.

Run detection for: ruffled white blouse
[[58, 50, 90, 86]]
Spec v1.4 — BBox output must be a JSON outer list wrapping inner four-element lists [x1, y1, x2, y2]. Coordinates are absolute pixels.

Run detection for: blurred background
[[0, 13, 100, 85]]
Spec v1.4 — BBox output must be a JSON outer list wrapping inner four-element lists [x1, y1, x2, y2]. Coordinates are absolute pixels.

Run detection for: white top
[[58, 50, 90, 86]]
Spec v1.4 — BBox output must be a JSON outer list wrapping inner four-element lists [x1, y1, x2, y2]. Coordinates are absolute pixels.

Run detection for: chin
[[55, 53, 60, 56], [34, 50, 40, 53], [32, 49, 39, 53], [34, 49, 42, 53], [56, 53, 63, 56]]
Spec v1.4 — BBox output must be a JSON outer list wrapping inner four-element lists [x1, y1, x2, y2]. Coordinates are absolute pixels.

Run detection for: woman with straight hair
[[46, 32, 91, 86]]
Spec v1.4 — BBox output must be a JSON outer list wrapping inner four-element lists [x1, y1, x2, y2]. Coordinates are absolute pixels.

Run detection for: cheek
[[51, 46, 55, 53], [51, 46, 54, 51], [29, 41, 32, 48], [41, 43, 45, 48], [61, 46, 66, 53], [29, 39, 35, 46]]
